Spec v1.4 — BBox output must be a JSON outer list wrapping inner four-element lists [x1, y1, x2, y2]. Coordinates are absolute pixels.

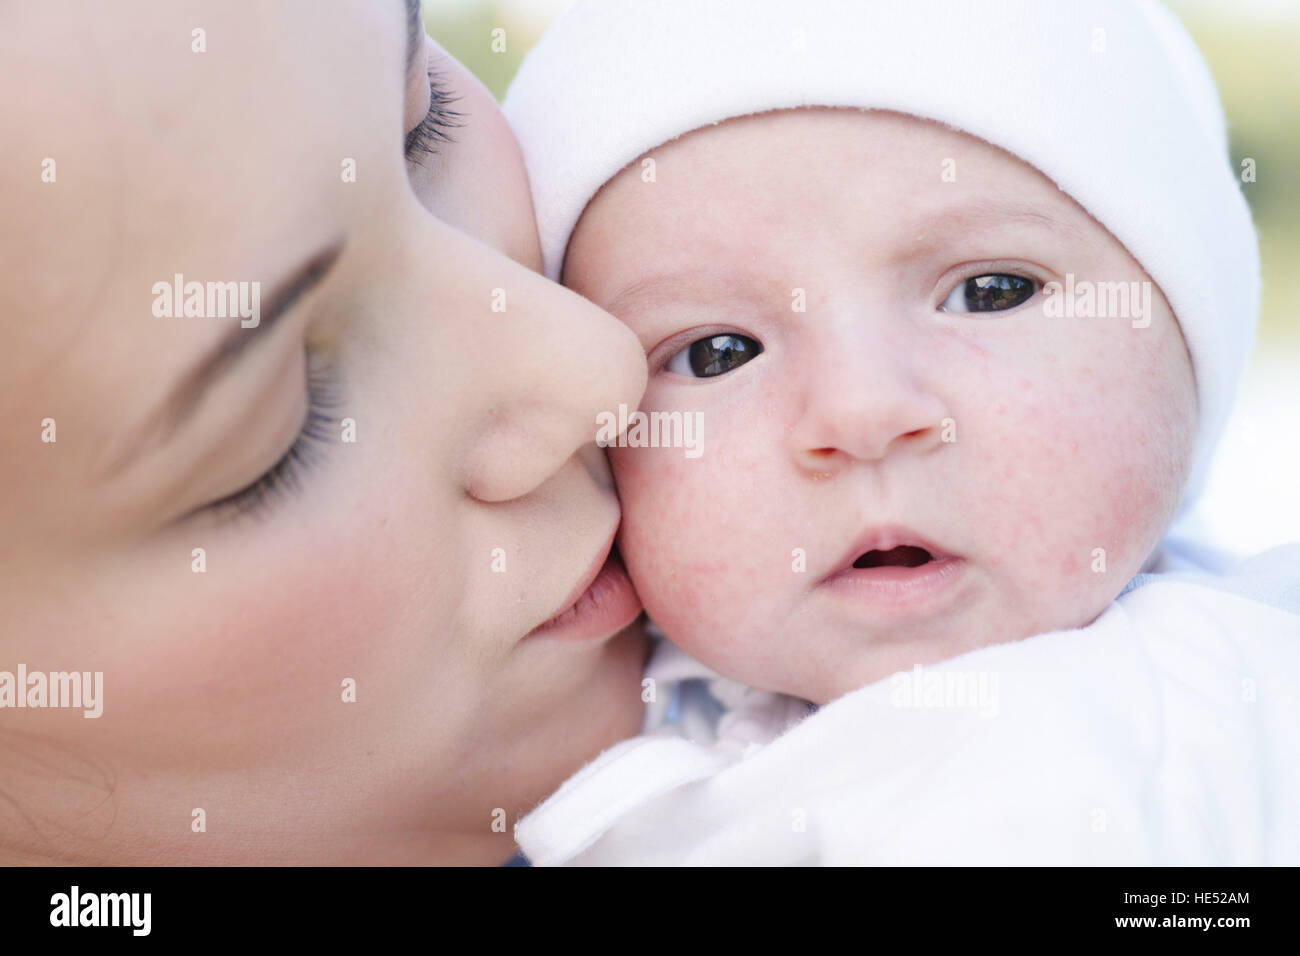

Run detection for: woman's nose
[[787, 323, 948, 477], [457, 257, 647, 503]]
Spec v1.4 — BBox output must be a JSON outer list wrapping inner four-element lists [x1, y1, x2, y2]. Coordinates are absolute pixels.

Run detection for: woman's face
[[0, 1, 647, 864]]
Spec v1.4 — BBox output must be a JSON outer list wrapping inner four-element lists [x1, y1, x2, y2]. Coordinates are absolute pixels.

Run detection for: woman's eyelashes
[[405, 69, 462, 164], [666, 333, 764, 378], [205, 356, 341, 520], [939, 273, 1036, 314]]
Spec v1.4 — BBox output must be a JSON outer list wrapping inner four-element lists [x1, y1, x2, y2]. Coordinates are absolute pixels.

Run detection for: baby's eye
[[666, 334, 763, 378], [939, 274, 1035, 313]]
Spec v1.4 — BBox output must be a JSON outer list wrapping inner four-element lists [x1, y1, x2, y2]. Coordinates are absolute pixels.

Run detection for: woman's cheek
[[90, 519, 432, 765]]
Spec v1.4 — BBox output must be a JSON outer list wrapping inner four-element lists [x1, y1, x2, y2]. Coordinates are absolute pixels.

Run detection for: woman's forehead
[[0, 3, 407, 307], [0, 1, 418, 423], [0, 1, 409, 155]]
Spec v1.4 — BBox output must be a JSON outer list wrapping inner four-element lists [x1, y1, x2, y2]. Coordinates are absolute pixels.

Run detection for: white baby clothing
[[515, 543, 1300, 865]]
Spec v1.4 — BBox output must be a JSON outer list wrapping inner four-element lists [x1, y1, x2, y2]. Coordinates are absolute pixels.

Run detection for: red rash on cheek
[[611, 432, 769, 634], [973, 318, 1188, 621]]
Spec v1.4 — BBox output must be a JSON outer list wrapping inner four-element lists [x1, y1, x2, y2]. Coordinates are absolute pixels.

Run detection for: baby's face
[[565, 109, 1196, 705]]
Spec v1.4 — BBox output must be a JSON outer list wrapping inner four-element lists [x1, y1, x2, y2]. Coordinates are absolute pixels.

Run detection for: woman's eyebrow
[[100, 242, 344, 479]]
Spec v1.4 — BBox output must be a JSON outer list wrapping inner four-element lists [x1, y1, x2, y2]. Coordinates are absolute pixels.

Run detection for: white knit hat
[[503, 0, 1259, 516]]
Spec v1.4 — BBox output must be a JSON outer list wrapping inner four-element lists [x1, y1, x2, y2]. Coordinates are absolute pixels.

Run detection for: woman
[[0, 1, 647, 865]]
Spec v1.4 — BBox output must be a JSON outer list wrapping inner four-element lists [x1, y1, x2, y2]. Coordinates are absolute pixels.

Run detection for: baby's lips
[[826, 524, 957, 579]]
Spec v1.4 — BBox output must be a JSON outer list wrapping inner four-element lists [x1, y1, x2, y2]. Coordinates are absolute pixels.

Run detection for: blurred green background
[[426, 0, 1299, 551]]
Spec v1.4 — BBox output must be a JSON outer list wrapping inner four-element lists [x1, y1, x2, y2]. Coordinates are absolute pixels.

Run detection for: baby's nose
[[787, 346, 949, 474]]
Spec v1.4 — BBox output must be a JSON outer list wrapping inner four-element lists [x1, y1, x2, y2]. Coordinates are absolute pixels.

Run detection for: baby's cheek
[[982, 327, 1192, 631], [611, 438, 788, 662], [1086, 321, 1195, 556]]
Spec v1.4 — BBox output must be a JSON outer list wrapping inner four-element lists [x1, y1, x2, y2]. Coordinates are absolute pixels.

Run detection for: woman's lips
[[525, 543, 642, 642]]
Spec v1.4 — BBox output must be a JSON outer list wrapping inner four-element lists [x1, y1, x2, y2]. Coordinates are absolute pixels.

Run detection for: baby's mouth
[[821, 528, 966, 610], [853, 545, 934, 569], [820, 524, 963, 584]]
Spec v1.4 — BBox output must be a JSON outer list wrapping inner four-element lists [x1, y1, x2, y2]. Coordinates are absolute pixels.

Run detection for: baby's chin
[[664, 579, 1122, 707]]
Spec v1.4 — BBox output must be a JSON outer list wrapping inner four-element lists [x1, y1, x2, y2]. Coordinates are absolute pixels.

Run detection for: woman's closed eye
[[939, 272, 1036, 314], [203, 356, 341, 520], [666, 333, 764, 378], [206, 59, 459, 523], [405, 69, 461, 164]]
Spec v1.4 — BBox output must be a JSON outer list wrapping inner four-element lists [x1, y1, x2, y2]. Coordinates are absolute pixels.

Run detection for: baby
[[504, 0, 1300, 864]]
